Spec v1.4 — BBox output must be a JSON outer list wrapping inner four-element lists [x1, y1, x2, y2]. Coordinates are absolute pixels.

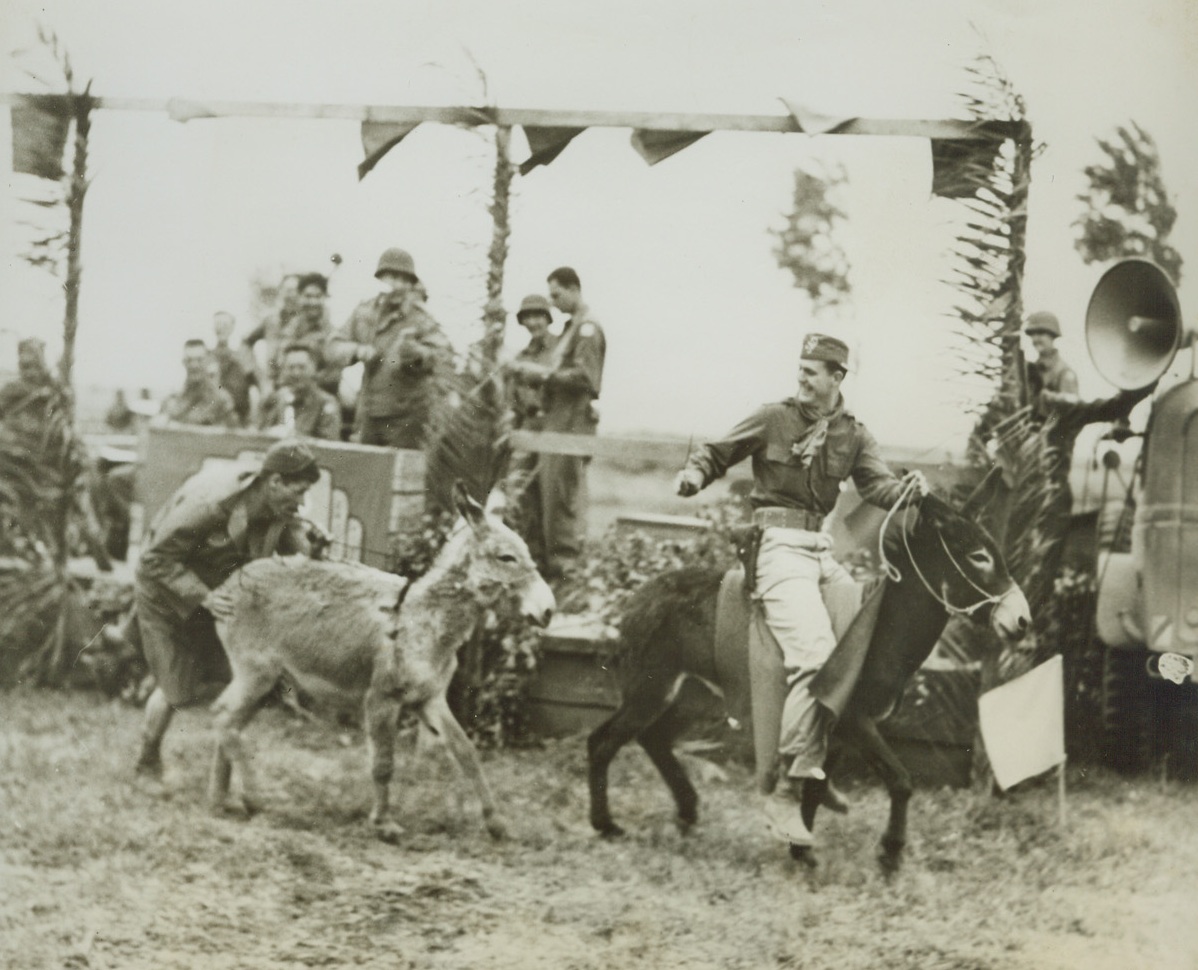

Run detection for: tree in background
[[1073, 122, 1183, 284], [771, 162, 851, 315]]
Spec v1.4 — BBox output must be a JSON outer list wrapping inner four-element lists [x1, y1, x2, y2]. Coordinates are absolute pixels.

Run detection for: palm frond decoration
[[0, 381, 96, 686], [422, 124, 516, 514], [940, 57, 1034, 458], [422, 361, 512, 513]]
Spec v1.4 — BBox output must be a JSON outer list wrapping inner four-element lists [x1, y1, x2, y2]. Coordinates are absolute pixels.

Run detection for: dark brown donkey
[[587, 471, 1030, 870]]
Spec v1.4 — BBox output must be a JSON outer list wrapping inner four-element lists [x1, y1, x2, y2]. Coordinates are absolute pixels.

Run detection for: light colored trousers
[[754, 527, 861, 779]]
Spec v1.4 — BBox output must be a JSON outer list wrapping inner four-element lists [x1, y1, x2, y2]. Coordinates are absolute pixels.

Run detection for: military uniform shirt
[[542, 306, 605, 435], [509, 332, 559, 430], [258, 386, 342, 440], [137, 465, 310, 621], [327, 297, 452, 420], [685, 398, 905, 514], [161, 382, 238, 428]]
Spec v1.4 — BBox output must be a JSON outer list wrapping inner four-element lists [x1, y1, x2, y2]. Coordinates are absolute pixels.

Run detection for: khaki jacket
[[136, 465, 310, 620]]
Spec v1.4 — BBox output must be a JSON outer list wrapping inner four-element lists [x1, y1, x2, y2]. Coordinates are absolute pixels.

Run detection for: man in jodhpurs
[[326, 248, 452, 450], [126, 440, 322, 775], [675, 335, 925, 845]]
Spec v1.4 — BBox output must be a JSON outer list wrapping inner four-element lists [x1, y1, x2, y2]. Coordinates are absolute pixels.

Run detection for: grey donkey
[[205, 482, 555, 841]]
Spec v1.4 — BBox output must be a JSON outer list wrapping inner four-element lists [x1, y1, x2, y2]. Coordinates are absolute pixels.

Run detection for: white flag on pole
[[978, 655, 1066, 791]]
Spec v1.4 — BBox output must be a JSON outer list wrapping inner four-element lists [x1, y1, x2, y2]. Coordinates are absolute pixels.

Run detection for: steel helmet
[[1023, 311, 1061, 338], [374, 248, 419, 283]]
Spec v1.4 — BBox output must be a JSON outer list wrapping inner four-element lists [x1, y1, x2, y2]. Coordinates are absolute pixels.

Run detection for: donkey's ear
[[452, 481, 486, 529], [918, 491, 954, 526], [960, 465, 1007, 519]]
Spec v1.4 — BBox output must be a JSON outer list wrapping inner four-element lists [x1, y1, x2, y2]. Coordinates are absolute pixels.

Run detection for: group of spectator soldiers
[[142, 248, 607, 579]]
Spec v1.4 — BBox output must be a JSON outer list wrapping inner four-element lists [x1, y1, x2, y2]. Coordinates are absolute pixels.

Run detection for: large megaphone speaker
[[1085, 259, 1182, 390]]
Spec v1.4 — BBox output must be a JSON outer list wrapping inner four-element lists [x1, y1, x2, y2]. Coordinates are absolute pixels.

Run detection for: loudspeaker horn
[[1085, 259, 1182, 390]]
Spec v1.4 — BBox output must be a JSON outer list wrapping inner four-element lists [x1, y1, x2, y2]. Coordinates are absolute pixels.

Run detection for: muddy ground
[[2, 689, 1196, 970]]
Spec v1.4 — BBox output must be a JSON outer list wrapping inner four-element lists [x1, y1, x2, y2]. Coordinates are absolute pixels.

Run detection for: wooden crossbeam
[[0, 93, 1020, 141]]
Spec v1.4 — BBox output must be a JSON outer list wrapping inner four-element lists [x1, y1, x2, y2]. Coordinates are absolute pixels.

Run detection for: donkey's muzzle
[[991, 584, 1032, 641], [521, 579, 556, 629]]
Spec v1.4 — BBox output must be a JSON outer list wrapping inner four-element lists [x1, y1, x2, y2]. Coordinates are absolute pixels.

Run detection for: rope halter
[[877, 481, 1015, 619]]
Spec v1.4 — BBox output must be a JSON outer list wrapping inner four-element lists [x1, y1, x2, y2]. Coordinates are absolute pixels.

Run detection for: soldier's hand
[[205, 586, 236, 622], [901, 470, 929, 499], [675, 468, 704, 497]]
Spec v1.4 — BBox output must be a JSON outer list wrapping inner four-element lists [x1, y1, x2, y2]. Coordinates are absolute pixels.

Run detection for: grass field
[[2, 688, 1197, 970]]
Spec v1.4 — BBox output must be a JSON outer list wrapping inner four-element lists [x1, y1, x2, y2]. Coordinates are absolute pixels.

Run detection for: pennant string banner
[[358, 121, 420, 180], [519, 126, 585, 175], [778, 98, 856, 136], [10, 93, 71, 180], [630, 128, 709, 166]]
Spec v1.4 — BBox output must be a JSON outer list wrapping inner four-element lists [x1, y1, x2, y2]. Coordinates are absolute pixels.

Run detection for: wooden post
[[58, 83, 92, 399], [481, 125, 513, 364]]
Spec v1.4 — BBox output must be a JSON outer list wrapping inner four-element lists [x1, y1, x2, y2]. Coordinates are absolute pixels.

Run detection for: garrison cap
[[1023, 311, 1061, 338], [374, 247, 419, 283], [800, 333, 850, 370], [259, 439, 318, 478], [516, 293, 552, 321], [17, 337, 45, 355]]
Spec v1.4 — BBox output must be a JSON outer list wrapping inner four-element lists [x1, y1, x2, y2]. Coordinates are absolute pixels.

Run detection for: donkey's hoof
[[134, 756, 163, 780], [877, 842, 904, 875], [789, 844, 818, 869], [675, 814, 698, 836], [485, 816, 508, 841], [373, 821, 406, 845], [596, 822, 625, 840], [820, 782, 851, 815]]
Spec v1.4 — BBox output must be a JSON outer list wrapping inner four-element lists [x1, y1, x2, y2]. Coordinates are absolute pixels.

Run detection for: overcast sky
[[1, 0, 1195, 450]]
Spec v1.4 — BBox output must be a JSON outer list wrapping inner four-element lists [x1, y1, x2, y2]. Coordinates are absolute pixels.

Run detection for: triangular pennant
[[630, 129, 708, 166], [519, 126, 584, 175], [10, 94, 71, 180], [778, 98, 855, 135], [358, 121, 420, 180]]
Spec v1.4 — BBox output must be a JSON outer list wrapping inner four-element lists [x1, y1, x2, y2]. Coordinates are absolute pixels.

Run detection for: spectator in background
[[502, 293, 559, 571], [505, 267, 606, 579], [104, 389, 136, 432], [326, 247, 453, 450], [243, 273, 301, 395], [212, 311, 254, 427], [160, 339, 238, 428], [281, 273, 341, 398], [1024, 311, 1079, 404], [0, 337, 65, 432], [258, 343, 342, 440]]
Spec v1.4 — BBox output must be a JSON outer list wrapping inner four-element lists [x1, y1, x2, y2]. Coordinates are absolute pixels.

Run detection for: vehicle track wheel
[[1101, 645, 1154, 774], [1159, 680, 1198, 780]]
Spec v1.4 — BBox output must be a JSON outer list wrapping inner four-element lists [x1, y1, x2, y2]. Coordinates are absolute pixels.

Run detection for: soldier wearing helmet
[[1024, 311, 1079, 404], [325, 248, 453, 449], [502, 293, 561, 571]]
